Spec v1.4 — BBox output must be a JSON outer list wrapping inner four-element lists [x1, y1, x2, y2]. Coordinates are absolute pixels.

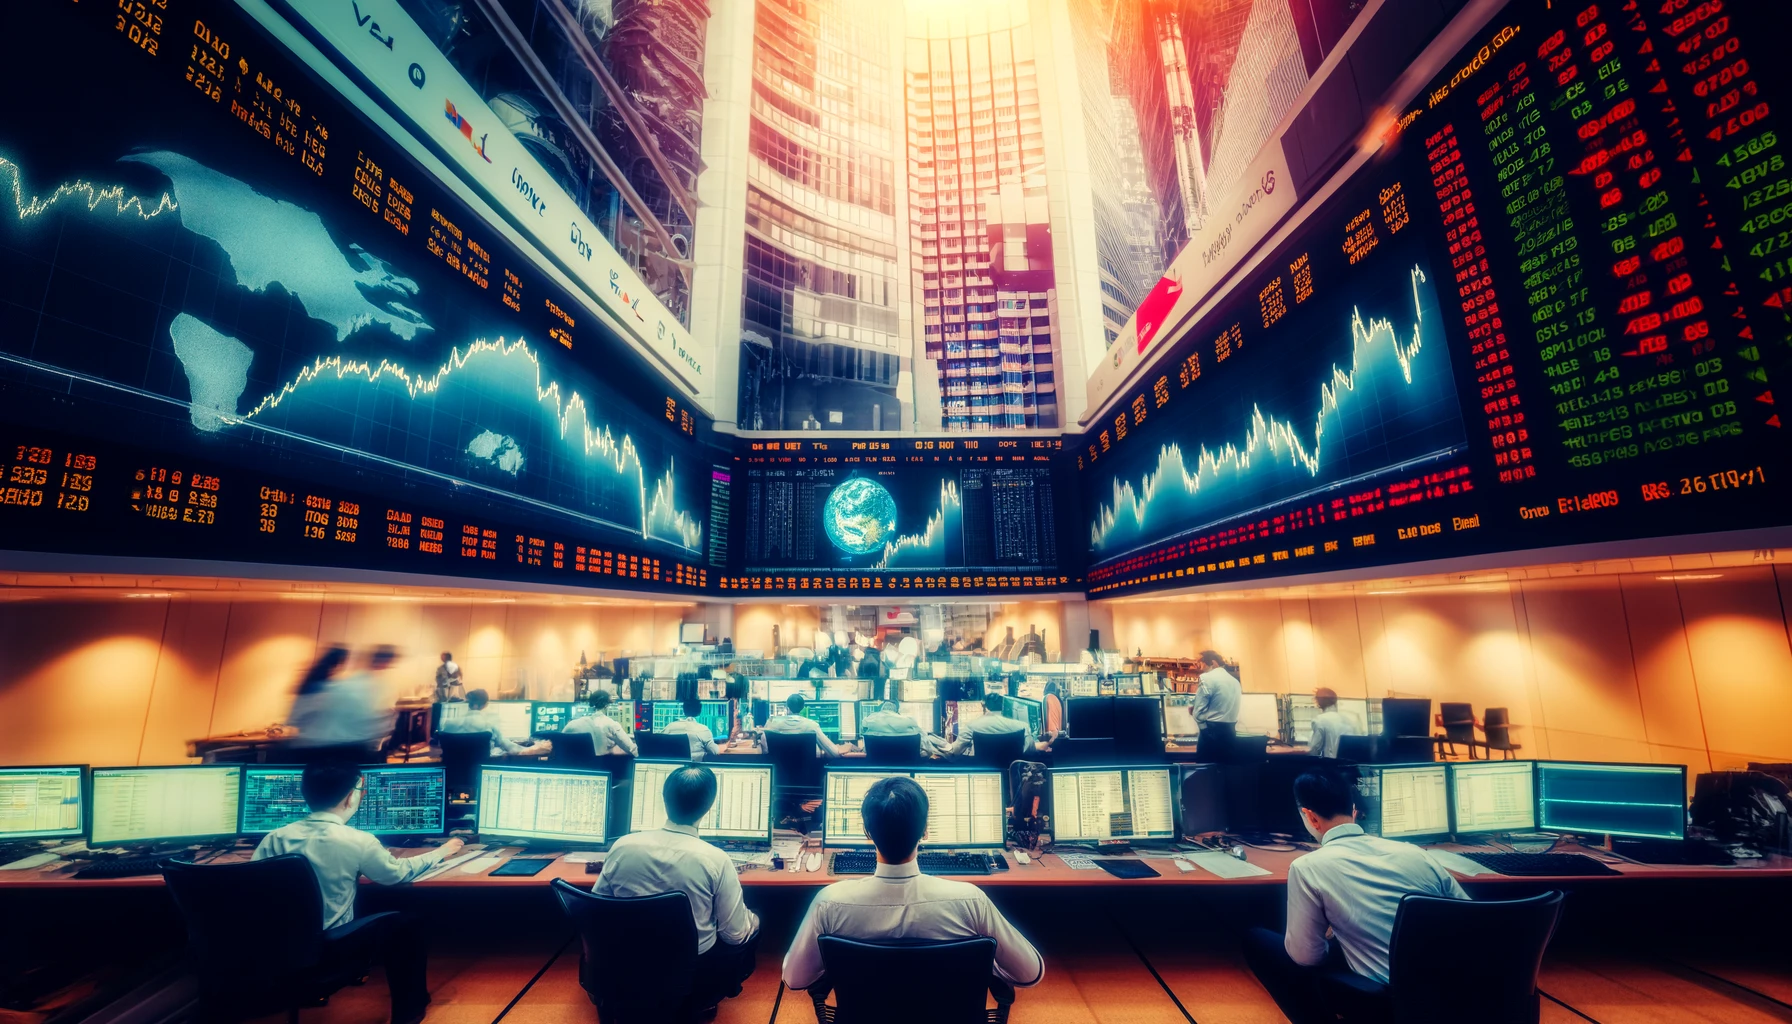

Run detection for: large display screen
[[724, 438, 1076, 595], [0, 0, 724, 591], [1080, 0, 1792, 595]]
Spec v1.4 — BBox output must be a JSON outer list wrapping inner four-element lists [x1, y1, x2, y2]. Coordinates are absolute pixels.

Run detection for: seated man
[[784, 777, 1043, 996], [254, 762, 466, 1024], [559, 691, 638, 756], [1306, 687, 1366, 759], [661, 696, 722, 760], [438, 689, 540, 757], [595, 764, 760, 1012], [943, 692, 1034, 758], [1243, 766, 1469, 1024], [859, 699, 944, 756], [763, 693, 847, 756]]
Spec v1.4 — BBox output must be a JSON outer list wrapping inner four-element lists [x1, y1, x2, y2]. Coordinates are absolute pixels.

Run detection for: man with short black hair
[[661, 696, 722, 760], [763, 693, 845, 756], [944, 691, 1034, 757], [559, 690, 637, 756], [254, 761, 465, 1024], [1242, 766, 1468, 1024], [783, 777, 1042, 995], [438, 688, 538, 757], [596, 765, 760, 1012]]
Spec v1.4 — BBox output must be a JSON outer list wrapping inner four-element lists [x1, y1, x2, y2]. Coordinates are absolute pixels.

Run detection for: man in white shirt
[[289, 646, 398, 762], [944, 692, 1033, 758], [438, 689, 540, 757], [1243, 766, 1468, 1023], [661, 696, 722, 760], [434, 651, 464, 703], [784, 776, 1043, 1001], [595, 764, 760, 1012], [858, 700, 946, 757], [1192, 649, 1242, 761], [763, 694, 846, 757], [254, 761, 465, 1024], [1307, 687, 1366, 760], [559, 691, 638, 756]]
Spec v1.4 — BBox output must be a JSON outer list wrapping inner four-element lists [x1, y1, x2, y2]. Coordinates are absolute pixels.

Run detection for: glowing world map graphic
[[822, 477, 898, 555]]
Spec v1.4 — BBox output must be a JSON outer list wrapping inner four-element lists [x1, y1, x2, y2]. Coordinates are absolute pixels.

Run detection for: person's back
[[439, 689, 527, 756], [1306, 690, 1364, 760], [1195, 657, 1242, 724], [948, 693, 1029, 756], [560, 693, 637, 755], [763, 695, 841, 756], [859, 707, 919, 736], [660, 697, 721, 760]]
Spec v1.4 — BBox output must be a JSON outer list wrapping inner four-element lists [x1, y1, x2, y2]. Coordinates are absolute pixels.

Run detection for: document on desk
[[1185, 851, 1272, 879], [1057, 853, 1101, 870], [1424, 850, 1498, 876], [0, 853, 61, 871], [561, 851, 605, 864], [415, 850, 487, 881]]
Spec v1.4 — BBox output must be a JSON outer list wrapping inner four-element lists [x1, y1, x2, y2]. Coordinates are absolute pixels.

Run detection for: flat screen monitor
[[476, 766, 609, 846], [1016, 678, 1046, 700], [1237, 692, 1280, 737], [489, 701, 534, 742], [650, 700, 732, 739], [1449, 761, 1536, 834], [1068, 678, 1099, 697], [1536, 761, 1686, 840], [1112, 698, 1164, 752], [823, 769, 909, 848], [1162, 695, 1200, 739], [436, 701, 469, 729], [1356, 764, 1450, 841], [240, 765, 446, 836], [0, 766, 84, 840], [628, 760, 773, 841], [949, 700, 986, 739], [768, 680, 809, 702], [911, 769, 1006, 848], [531, 701, 586, 735], [901, 679, 939, 702], [680, 623, 707, 644], [897, 701, 938, 735], [856, 699, 885, 725], [800, 700, 857, 742], [90, 766, 242, 846], [749, 679, 771, 702], [1048, 766, 1177, 842], [1177, 763, 1227, 836], [1004, 696, 1043, 739], [598, 700, 636, 735]]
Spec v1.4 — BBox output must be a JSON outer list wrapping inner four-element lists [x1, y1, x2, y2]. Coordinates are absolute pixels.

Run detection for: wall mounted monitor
[[1536, 762, 1686, 841], [1237, 692, 1280, 738], [628, 761, 773, 842], [1048, 766, 1177, 843], [0, 766, 85, 840], [1448, 761, 1536, 835], [1355, 764, 1450, 842], [90, 766, 242, 846], [240, 765, 446, 836], [475, 766, 609, 847]]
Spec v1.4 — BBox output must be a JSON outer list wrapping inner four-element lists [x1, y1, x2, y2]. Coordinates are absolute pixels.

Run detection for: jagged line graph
[[242, 336, 704, 552], [1091, 265, 1461, 555], [873, 480, 962, 570], [0, 156, 178, 221]]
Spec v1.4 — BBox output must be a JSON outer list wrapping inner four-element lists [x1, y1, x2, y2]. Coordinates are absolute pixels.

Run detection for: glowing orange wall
[[1105, 566, 1792, 774]]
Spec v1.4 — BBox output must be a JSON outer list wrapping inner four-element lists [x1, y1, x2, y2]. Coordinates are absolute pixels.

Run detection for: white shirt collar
[[1320, 822, 1366, 845], [874, 859, 921, 879], [662, 823, 700, 838], [307, 810, 347, 825]]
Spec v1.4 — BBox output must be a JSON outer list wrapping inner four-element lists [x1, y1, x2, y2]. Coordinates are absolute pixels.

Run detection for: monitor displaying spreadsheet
[[650, 700, 732, 739], [436, 701, 469, 728], [1161, 694, 1200, 739], [1237, 692, 1280, 737], [949, 700, 986, 739], [900, 679, 939, 702], [90, 766, 242, 846], [490, 701, 535, 741], [476, 766, 610, 845], [1536, 761, 1685, 841], [0, 766, 84, 840], [1357, 765, 1450, 841], [1288, 696, 1369, 744], [240, 766, 446, 836], [911, 770, 1006, 848], [1048, 767, 1176, 842], [768, 679, 809, 703], [628, 761, 773, 841], [898, 701, 938, 735], [823, 770, 908, 848], [1449, 761, 1536, 834], [598, 700, 636, 735]]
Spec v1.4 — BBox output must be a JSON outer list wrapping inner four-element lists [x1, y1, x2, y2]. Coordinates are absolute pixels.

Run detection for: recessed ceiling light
[[1657, 573, 1723, 581], [123, 592, 172, 598]]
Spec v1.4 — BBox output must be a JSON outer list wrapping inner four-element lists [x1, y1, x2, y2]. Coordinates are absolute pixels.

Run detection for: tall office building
[[734, 0, 910, 432], [906, 1, 1060, 431]]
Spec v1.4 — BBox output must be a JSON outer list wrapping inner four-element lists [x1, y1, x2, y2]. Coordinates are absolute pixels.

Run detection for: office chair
[[1051, 737, 1116, 766], [549, 731, 601, 769], [968, 729, 1027, 771], [550, 881, 704, 1024], [637, 733, 693, 759], [163, 855, 385, 1024], [1320, 891, 1564, 1024], [1435, 702, 1480, 760], [807, 936, 1015, 1024], [1335, 734, 1376, 763], [862, 732, 925, 766], [767, 730, 825, 789], [1481, 707, 1522, 759]]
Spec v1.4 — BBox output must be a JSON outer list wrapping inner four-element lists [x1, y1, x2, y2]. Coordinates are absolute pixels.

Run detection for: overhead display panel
[[1080, 0, 1792, 595], [0, 0, 724, 592], [724, 438, 1076, 596]]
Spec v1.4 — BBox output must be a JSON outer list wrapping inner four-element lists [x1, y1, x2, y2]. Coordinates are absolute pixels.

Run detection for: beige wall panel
[[1618, 575, 1710, 771], [137, 599, 233, 764], [0, 600, 170, 766], [1208, 599, 1289, 692], [1306, 597, 1372, 702], [1367, 592, 1529, 724], [1674, 569, 1792, 767], [1278, 600, 1318, 697], [1516, 578, 1648, 763], [207, 598, 324, 738]]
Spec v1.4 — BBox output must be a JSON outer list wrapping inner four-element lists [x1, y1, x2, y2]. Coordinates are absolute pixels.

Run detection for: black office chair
[[1051, 737, 1116, 766], [638, 733, 693, 759], [549, 731, 601, 769], [862, 732, 925, 766], [968, 729, 1027, 771], [550, 880, 705, 1024], [1481, 707, 1522, 759], [807, 936, 1015, 1024], [1435, 702, 1480, 760], [1321, 891, 1564, 1024], [163, 855, 384, 1023], [1335, 734, 1376, 763], [1223, 734, 1271, 764]]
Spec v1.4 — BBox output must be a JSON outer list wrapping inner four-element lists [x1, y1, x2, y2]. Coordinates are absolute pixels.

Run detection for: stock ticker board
[[1083, 0, 1792, 596], [0, 0, 724, 592], [724, 438, 1075, 596]]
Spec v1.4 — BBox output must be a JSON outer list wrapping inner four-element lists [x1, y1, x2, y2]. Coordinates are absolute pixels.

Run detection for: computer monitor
[[531, 702, 577, 735], [1066, 696, 1116, 738], [897, 701, 938, 735], [240, 765, 447, 836], [1068, 678, 1099, 697], [475, 766, 610, 846], [0, 766, 84, 840], [435, 701, 469, 730], [856, 699, 885, 725], [650, 700, 732, 739], [680, 623, 707, 644], [1177, 763, 1228, 836], [949, 700, 986, 739], [900, 679, 939, 702], [768, 679, 809, 703], [1112, 698, 1164, 754], [1162, 694, 1200, 740], [89, 765, 242, 846], [1016, 678, 1046, 701], [748, 679, 771, 703], [1004, 696, 1043, 739], [1536, 761, 1686, 840], [1450, 761, 1536, 834], [1237, 692, 1279, 737], [800, 700, 857, 742], [823, 769, 909, 848], [628, 760, 773, 842], [911, 769, 1006, 848], [1355, 764, 1450, 841], [489, 700, 534, 742], [598, 700, 636, 735], [1049, 766, 1177, 842]]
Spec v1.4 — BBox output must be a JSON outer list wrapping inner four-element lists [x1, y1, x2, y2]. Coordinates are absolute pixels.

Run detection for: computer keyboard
[[714, 839, 771, 853], [829, 851, 997, 876], [72, 856, 167, 879], [1457, 851, 1621, 877]]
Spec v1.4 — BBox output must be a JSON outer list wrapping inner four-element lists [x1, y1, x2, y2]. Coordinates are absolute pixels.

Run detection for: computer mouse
[[584, 861, 601, 875], [1013, 850, 1031, 865], [804, 852, 823, 872]]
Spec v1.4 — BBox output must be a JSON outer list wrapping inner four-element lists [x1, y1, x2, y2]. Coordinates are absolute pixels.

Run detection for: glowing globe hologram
[[822, 477, 898, 555]]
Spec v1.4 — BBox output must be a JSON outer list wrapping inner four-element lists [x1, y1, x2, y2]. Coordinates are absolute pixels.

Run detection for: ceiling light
[[123, 592, 172, 598], [1656, 573, 1723, 581]]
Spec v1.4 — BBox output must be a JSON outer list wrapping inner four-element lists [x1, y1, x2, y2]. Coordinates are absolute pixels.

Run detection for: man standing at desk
[[1307, 687, 1365, 759], [559, 691, 637, 756], [434, 652, 464, 703], [763, 694, 846, 756], [944, 692, 1034, 758], [1193, 649, 1241, 760]]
